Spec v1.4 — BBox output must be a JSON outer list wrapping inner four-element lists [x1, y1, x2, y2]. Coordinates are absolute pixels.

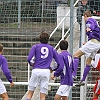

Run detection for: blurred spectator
[[76, 0, 90, 47], [77, 0, 90, 25], [88, 0, 100, 16]]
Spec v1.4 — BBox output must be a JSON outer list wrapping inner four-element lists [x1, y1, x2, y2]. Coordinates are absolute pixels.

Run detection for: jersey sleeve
[[27, 45, 36, 66], [1, 57, 13, 83], [86, 19, 96, 30]]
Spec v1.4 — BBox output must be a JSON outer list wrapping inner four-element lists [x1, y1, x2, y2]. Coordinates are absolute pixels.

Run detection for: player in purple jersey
[[51, 40, 74, 100], [72, 10, 100, 86], [26, 32, 63, 100], [0, 44, 14, 100]]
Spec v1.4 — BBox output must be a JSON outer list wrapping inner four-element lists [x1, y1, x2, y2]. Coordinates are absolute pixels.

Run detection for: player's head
[[39, 31, 49, 44], [81, 0, 88, 5], [59, 40, 68, 50], [84, 10, 92, 20], [0, 44, 3, 53]]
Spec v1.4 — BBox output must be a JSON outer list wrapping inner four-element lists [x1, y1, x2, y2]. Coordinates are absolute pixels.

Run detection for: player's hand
[[51, 75, 55, 80], [93, 11, 96, 14], [83, 42, 86, 45], [86, 28, 91, 32], [10, 82, 14, 88], [50, 69, 53, 73]]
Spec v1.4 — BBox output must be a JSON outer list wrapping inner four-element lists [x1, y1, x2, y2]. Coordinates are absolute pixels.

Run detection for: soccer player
[[73, 10, 100, 86], [51, 40, 74, 100], [26, 31, 63, 100], [91, 49, 100, 100], [0, 44, 14, 100]]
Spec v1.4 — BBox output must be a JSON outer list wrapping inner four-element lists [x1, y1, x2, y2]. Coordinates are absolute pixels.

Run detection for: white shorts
[[28, 69, 50, 95], [80, 39, 100, 59], [0, 79, 6, 94], [56, 85, 72, 97]]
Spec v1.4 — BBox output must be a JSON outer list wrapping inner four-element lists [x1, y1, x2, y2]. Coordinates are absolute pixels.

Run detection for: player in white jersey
[[91, 49, 100, 100]]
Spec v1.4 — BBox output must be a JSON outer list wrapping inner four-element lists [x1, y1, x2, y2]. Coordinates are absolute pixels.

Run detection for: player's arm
[[1, 57, 14, 87], [30, 56, 35, 67], [27, 45, 36, 66], [86, 20, 95, 32]]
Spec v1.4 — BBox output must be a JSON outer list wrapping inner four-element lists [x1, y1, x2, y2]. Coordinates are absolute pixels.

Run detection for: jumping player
[[26, 31, 63, 100], [91, 49, 100, 100], [73, 10, 100, 86], [0, 44, 14, 100], [51, 40, 74, 100]]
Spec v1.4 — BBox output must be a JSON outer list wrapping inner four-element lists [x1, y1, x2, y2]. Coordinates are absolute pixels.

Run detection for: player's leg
[[92, 93, 99, 100], [40, 93, 46, 100], [26, 90, 34, 100], [61, 96, 68, 100], [54, 94, 61, 100], [75, 57, 92, 86], [55, 85, 71, 100], [92, 81, 100, 100], [26, 69, 38, 100], [0, 79, 9, 100], [40, 69, 50, 100], [0, 92, 9, 100], [92, 80, 100, 100], [75, 41, 100, 86], [73, 49, 84, 78], [81, 57, 92, 81]]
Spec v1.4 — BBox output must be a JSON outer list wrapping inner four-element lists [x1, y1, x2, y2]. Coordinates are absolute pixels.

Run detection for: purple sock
[[81, 65, 91, 82], [26, 98, 30, 100], [72, 57, 79, 77]]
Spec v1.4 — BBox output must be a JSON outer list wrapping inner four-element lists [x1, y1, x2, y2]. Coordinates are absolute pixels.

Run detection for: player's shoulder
[[0, 55, 7, 61]]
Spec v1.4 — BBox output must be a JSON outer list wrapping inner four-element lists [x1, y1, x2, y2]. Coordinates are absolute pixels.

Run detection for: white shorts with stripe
[[80, 39, 100, 59], [28, 69, 50, 95], [56, 85, 72, 97], [0, 79, 6, 94]]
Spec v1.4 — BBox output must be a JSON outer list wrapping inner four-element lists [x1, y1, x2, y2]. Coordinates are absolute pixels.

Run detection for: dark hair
[[84, 10, 92, 17], [39, 31, 49, 44], [97, 49, 100, 53], [0, 44, 3, 52], [59, 40, 68, 50]]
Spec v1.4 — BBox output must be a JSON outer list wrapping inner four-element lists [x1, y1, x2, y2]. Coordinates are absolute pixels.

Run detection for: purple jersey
[[86, 18, 100, 41], [54, 51, 74, 86], [27, 43, 62, 73], [0, 55, 12, 83]]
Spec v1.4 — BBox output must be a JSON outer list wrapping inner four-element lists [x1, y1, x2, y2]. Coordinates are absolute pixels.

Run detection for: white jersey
[[91, 53, 100, 69]]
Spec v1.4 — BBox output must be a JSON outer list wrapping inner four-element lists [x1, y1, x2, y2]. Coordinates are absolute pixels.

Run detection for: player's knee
[[86, 60, 91, 65], [73, 54, 79, 58], [54, 95, 60, 100], [0, 93, 9, 100]]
